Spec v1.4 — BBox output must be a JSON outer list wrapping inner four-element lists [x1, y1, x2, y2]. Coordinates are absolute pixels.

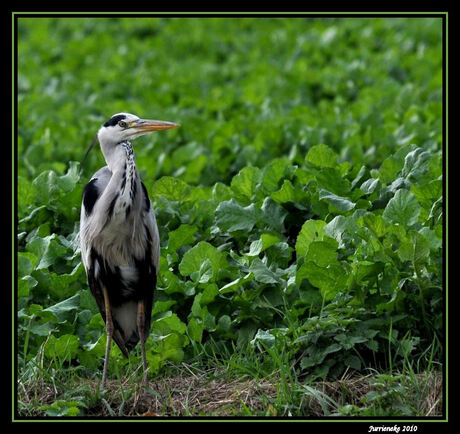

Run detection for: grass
[[18, 362, 442, 417], [17, 334, 443, 417]]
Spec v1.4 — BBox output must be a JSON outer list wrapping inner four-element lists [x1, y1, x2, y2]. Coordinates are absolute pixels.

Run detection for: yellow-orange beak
[[131, 119, 180, 132]]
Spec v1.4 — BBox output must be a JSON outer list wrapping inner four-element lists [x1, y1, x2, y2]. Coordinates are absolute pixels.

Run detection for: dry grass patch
[[86, 373, 278, 416], [17, 367, 443, 418]]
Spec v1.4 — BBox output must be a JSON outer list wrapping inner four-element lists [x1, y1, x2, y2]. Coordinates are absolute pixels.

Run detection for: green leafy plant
[[17, 16, 443, 416]]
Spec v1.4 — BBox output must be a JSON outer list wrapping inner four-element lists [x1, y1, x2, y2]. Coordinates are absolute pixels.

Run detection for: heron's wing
[[136, 182, 160, 343], [80, 167, 112, 269], [140, 182, 160, 272], [80, 168, 129, 357]]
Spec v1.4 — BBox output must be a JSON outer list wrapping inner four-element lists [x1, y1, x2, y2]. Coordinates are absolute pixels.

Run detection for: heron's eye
[[118, 121, 128, 128]]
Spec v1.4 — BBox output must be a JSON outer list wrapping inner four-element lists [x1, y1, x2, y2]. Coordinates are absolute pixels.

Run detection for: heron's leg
[[136, 300, 148, 385], [101, 285, 113, 390]]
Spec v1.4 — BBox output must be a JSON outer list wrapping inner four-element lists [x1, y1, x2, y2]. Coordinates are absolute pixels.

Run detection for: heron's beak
[[132, 119, 180, 132]]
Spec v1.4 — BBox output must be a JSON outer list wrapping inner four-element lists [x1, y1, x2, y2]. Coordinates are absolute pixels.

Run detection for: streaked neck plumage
[[99, 140, 141, 226], [99, 139, 134, 173]]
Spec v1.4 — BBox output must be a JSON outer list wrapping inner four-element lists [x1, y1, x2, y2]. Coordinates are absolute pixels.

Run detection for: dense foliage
[[17, 17, 443, 387]]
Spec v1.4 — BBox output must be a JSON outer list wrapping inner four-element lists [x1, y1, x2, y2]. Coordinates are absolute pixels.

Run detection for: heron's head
[[97, 112, 179, 145]]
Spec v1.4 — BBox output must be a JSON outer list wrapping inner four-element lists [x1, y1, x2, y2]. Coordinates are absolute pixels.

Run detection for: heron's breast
[[92, 224, 149, 268]]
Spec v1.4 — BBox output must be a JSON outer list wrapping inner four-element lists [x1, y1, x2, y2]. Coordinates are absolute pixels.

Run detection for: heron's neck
[[118, 141, 139, 198], [101, 140, 136, 175], [102, 141, 141, 217]]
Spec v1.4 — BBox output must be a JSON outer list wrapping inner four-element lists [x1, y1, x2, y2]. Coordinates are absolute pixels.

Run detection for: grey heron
[[79, 112, 179, 388]]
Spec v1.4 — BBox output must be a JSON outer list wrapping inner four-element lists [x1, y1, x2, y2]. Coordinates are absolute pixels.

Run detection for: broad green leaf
[[40, 400, 82, 417], [378, 144, 418, 182], [31, 172, 60, 205], [25, 234, 68, 270], [212, 182, 233, 202], [190, 258, 213, 283], [182, 154, 208, 183], [351, 166, 368, 189], [261, 197, 287, 232], [151, 311, 187, 336], [230, 166, 261, 200], [187, 317, 204, 342], [18, 252, 38, 277], [18, 275, 38, 298], [398, 231, 430, 265], [34, 264, 85, 298], [152, 300, 177, 316], [28, 321, 54, 337], [344, 354, 361, 370], [305, 144, 338, 168], [167, 224, 197, 252], [249, 258, 280, 284], [43, 293, 80, 322], [305, 240, 339, 267], [402, 148, 430, 181], [352, 261, 383, 283], [297, 261, 349, 300], [319, 189, 356, 213], [215, 199, 262, 232], [360, 178, 379, 195], [418, 227, 442, 249], [18, 205, 49, 226], [79, 288, 99, 312], [314, 167, 351, 196], [45, 334, 79, 361], [56, 161, 80, 192], [296, 220, 327, 257], [298, 343, 342, 371], [247, 233, 281, 256], [200, 284, 219, 304], [378, 156, 404, 185], [149, 331, 186, 365], [271, 179, 298, 203], [218, 315, 231, 332], [334, 333, 368, 350], [260, 158, 291, 193], [410, 179, 442, 204], [383, 189, 421, 226], [324, 215, 359, 248], [18, 176, 37, 217], [360, 213, 389, 238], [190, 293, 215, 324], [152, 176, 190, 201], [410, 179, 442, 221], [250, 329, 275, 348], [300, 343, 340, 369], [219, 273, 254, 294], [31, 162, 80, 206], [179, 241, 227, 278]]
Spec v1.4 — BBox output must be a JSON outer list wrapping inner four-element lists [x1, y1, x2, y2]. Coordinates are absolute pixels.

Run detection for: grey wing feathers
[[80, 167, 159, 356], [80, 167, 112, 270], [141, 182, 160, 274], [80, 167, 130, 356]]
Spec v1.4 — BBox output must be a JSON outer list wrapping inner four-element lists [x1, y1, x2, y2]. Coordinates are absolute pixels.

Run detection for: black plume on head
[[104, 114, 126, 127]]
